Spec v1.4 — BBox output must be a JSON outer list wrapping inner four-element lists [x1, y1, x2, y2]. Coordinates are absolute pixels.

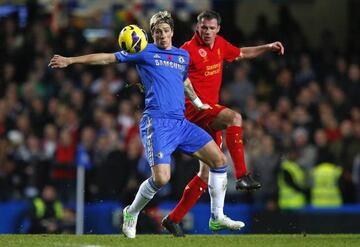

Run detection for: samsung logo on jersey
[[155, 60, 185, 70]]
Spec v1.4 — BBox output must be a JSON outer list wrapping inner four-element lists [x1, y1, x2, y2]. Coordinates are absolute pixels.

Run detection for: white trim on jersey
[[146, 117, 154, 166]]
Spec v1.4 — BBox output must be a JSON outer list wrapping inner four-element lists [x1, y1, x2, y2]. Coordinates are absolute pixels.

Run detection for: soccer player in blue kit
[[49, 11, 244, 238]]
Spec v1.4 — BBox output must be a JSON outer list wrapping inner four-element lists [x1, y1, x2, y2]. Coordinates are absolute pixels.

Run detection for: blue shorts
[[139, 116, 212, 166]]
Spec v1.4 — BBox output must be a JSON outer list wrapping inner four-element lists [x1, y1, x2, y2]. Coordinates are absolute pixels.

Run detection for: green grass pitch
[[1, 234, 359, 247]]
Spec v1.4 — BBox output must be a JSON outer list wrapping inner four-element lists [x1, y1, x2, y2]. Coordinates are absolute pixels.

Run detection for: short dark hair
[[197, 10, 221, 25], [150, 11, 174, 33]]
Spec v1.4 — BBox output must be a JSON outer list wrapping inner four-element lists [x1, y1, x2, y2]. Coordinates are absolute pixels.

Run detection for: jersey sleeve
[[182, 50, 189, 81], [181, 42, 193, 68], [222, 38, 241, 62], [114, 50, 146, 63]]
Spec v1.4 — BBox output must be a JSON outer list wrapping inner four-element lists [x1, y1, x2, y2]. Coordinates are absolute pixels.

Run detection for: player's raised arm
[[184, 78, 212, 110], [236, 41, 285, 60], [48, 53, 117, 68]]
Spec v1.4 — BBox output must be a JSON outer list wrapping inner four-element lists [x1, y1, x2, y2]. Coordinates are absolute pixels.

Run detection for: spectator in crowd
[[29, 98, 49, 137], [294, 53, 317, 89], [117, 99, 136, 140], [311, 157, 342, 208], [51, 129, 77, 202], [336, 120, 360, 203], [252, 135, 280, 210], [326, 83, 351, 121], [277, 146, 309, 209], [226, 63, 255, 111], [272, 68, 296, 106], [0, 153, 25, 201], [42, 124, 58, 160], [15, 134, 48, 195], [28, 185, 64, 234], [292, 127, 317, 186]]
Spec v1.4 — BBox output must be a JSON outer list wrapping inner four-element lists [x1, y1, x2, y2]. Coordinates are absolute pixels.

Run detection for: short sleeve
[[181, 42, 193, 68], [114, 50, 145, 63], [222, 38, 241, 62], [182, 50, 189, 81]]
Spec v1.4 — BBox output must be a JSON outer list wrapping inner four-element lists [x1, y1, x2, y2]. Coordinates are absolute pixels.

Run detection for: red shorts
[[185, 101, 226, 147]]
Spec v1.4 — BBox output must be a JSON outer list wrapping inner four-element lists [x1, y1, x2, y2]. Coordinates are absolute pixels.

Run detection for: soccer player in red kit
[[162, 10, 284, 236]]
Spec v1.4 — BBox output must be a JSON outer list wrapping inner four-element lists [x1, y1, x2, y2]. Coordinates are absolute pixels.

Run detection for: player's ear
[[216, 24, 221, 33], [195, 23, 200, 32]]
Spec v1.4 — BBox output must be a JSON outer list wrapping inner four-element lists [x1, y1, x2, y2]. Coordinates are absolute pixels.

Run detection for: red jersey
[[181, 32, 240, 105]]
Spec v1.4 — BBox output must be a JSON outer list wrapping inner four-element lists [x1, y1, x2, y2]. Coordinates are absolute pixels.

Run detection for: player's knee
[[220, 153, 228, 166], [229, 111, 242, 126], [153, 173, 170, 187], [212, 152, 227, 168]]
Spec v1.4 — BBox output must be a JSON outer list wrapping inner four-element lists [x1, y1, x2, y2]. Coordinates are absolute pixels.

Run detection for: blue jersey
[[115, 44, 189, 119]]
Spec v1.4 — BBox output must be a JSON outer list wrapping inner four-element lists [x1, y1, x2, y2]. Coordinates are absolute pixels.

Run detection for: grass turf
[[0, 234, 359, 247]]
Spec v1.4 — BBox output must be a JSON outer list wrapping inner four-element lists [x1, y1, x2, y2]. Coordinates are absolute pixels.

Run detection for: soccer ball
[[118, 25, 148, 53]]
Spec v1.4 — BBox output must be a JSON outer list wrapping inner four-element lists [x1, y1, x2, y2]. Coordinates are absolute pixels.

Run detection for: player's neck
[[155, 43, 173, 50]]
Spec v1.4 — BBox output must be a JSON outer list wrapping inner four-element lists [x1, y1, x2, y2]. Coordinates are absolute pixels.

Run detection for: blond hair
[[150, 11, 174, 33]]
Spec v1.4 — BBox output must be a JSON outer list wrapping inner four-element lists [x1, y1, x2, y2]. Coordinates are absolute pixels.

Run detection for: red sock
[[226, 126, 247, 179], [168, 175, 207, 223]]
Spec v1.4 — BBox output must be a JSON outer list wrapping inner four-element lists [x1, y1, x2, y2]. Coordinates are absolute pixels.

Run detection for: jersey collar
[[194, 31, 205, 46]]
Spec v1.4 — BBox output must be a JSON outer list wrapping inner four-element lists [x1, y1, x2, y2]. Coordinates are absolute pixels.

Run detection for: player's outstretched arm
[[184, 78, 212, 110], [236, 41, 284, 60], [48, 53, 117, 68]]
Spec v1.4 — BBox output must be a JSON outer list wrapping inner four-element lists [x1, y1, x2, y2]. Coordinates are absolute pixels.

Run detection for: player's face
[[152, 23, 173, 50], [197, 18, 220, 47]]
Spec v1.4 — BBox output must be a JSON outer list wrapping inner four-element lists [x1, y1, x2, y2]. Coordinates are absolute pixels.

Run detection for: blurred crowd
[[0, 3, 359, 219]]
